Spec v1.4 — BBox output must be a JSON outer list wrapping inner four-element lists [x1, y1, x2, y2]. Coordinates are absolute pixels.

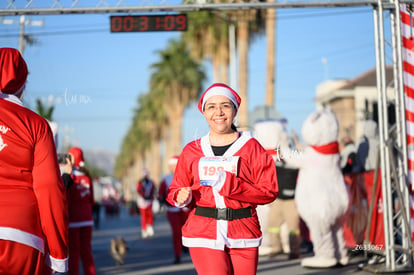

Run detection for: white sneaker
[[259, 246, 272, 256], [301, 256, 337, 268], [141, 229, 148, 239], [339, 256, 349, 266], [147, 225, 154, 237]]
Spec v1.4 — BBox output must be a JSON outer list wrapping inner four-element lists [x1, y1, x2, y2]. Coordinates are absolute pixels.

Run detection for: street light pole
[[1, 15, 44, 55]]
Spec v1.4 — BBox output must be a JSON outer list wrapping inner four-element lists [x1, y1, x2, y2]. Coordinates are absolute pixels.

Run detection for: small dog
[[110, 237, 128, 265]]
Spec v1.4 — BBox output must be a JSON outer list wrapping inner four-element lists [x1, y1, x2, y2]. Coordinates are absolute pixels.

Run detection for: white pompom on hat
[[142, 168, 150, 176], [68, 147, 85, 167], [198, 83, 241, 114], [168, 155, 179, 165]]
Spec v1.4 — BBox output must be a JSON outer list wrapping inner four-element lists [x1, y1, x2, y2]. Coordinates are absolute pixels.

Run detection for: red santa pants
[[189, 246, 258, 275], [68, 226, 96, 275], [0, 240, 50, 275], [139, 205, 154, 230], [166, 210, 188, 258]]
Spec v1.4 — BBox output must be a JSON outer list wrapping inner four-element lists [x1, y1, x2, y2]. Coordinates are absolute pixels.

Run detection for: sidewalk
[[90, 206, 383, 275]]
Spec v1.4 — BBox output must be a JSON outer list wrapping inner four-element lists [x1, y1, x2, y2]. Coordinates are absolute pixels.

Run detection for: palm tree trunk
[[212, 55, 221, 83], [265, 3, 276, 107], [124, 156, 143, 201], [165, 106, 184, 167], [237, 16, 249, 130], [219, 37, 229, 84], [148, 141, 161, 185], [163, 90, 185, 174]]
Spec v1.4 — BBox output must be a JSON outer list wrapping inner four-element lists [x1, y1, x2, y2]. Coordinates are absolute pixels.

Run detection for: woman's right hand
[[63, 157, 73, 174], [176, 187, 191, 204]]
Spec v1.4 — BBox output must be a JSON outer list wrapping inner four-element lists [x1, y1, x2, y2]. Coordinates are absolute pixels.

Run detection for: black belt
[[195, 206, 252, 221]]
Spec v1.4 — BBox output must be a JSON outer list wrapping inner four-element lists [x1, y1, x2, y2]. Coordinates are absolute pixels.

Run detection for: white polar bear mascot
[[253, 119, 285, 256], [281, 108, 350, 268]]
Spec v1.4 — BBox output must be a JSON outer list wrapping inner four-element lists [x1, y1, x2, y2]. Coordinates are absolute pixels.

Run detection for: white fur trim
[[212, 171, 227, 191], [182, 235, 262, 250], [200, 131, 252, 208], [0, 227, 44, 253], [45, 253, 68, 273], [0, 93, 23, 106], [168, 158, 178, 165], [202, 86, 239, 111]]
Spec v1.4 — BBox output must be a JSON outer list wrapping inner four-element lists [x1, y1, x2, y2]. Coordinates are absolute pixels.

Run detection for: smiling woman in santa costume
[[0, 47, 69, 274], [167, 83, 278, 275]]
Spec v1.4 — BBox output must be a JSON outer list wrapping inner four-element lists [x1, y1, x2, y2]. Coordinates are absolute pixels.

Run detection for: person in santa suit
[[158, 155, 190, 264], [166, 83, 279, 275], [0, 47, 69, 275], [136, 169, 156, 238], [67, 147, 96, 275]]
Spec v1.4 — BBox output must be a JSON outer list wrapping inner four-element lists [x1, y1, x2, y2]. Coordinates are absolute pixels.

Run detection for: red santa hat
[[0, 48, 28, 97], [198, 83, 241, 114], [68, 147, 85, 167], [168, 155, 179, 165]]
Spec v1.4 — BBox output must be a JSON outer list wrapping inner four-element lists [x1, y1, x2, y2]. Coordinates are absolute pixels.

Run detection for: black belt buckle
[[217, 208, 229, 220]]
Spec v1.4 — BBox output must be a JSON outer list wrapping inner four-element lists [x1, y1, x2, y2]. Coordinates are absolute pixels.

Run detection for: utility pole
[[1, 15, 44, 54]]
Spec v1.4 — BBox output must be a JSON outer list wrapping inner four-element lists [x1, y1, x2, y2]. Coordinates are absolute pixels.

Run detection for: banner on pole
[[400, 4, 414, 238]]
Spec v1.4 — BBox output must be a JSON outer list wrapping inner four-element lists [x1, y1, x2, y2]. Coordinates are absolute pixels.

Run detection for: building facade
[[315, 66, 395, 144]]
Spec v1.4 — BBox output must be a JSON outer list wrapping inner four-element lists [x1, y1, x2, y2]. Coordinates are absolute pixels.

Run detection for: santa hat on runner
[[68, 147, 85, 167], [142, 168, 150, 177], [198, 83, 241, 114], [0, 48, 28, 98], [168, 155, 179, 166]]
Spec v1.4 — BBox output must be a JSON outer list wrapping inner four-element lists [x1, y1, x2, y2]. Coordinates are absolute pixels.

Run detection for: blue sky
[[0, 6, 379, 154]]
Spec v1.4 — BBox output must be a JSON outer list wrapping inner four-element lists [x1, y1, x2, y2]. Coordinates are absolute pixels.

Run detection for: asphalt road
[[87, 206, 405, 275]]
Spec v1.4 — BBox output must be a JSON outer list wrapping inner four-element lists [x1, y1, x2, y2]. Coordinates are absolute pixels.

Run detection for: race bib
[[198, 156, 239, 186]]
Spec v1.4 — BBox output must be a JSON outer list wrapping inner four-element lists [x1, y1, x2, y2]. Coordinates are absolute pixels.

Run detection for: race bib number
[[198, 156, 239, 186]]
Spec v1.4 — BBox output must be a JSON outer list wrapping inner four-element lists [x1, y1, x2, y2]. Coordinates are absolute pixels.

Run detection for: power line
[[0, 7, 372, 38]]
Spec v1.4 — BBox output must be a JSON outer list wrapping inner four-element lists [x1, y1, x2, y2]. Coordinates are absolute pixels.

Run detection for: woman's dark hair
[[231, 123, 238, 132]]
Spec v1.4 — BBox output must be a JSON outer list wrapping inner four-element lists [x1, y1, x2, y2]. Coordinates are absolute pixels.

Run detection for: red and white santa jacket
[[0, 95, 69, 272], [136, 177, 155, 209], [167, 131, 278, 250], [67, 168, 94, 228]]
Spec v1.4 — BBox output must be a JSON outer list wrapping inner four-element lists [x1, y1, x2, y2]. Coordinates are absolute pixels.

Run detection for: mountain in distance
[[83, 149, 117, 176]]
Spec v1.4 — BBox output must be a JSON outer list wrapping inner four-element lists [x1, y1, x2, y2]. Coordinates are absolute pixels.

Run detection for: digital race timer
[[110, 14, 187, 32]]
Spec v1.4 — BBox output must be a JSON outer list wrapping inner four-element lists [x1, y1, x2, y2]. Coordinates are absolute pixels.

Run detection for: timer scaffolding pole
[[362, 0, 414, 272]]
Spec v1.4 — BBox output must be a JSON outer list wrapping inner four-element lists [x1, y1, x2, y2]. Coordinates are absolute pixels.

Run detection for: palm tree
[[182, 9, 230, 83], [114, 94, 152, 179], [136, 90, 167, 182], [183, 0, 267, 130], [150, 38, 206, 172], [234, 5, 265, 129], [236, 10, 250, 129], [115, 37, 205, 183], [35, 98, 54, 121]]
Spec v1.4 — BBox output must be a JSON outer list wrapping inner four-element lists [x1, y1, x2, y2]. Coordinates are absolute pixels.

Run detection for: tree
[[182, 0, 267, 129], [115, 37, 205, 183], [182, 6, 230, 83], [234, 4, 265, 129], [35, 98, 54, 121], [150, 38, 206, 171], [265, 1, 276, 107]]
